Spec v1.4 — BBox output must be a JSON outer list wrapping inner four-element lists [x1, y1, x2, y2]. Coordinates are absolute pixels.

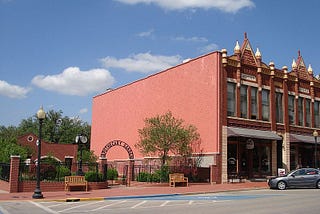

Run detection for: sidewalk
[[0, 181, 268, 202]]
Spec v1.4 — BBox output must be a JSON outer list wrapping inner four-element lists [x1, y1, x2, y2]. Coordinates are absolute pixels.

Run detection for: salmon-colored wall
[[91, 52, 222, 161]]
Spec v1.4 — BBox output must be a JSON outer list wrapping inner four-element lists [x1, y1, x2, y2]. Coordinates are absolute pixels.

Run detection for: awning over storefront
[[290, 134, 316, 144], [227, 127, 282, 140]]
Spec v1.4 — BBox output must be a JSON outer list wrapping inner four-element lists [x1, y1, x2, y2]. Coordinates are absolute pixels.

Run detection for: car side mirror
[[291, 174, 295, 178]]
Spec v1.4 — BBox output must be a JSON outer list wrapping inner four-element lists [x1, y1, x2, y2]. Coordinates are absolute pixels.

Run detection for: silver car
[[268, 168, 320, 190]]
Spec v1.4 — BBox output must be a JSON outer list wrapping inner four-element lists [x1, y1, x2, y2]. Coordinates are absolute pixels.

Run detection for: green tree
[[17, 110, 91, 145], [0, 138, 29, 163], [136, 111, 200, 167]]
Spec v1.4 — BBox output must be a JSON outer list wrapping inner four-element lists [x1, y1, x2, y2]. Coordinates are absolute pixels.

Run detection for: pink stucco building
[[91, 34, 320, 183]]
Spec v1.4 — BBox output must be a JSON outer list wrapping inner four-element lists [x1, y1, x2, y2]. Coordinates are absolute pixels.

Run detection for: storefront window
[[252, 145, 271, 174], [262, 89, 269, 121], [240, 85, 248, 118], [306, 99, 311, 127], [314, 101, 320, 128], [298, 97, 304, 126], [275, 92, 283, 123], [251, 87, 258, 119], [227, 82, 236, 116], [227, 144, 237, 173], [288, 95, 295, 124]]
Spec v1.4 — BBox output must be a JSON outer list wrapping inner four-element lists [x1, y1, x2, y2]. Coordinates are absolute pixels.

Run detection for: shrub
[[56, 166, 71, 180], [153, 165, 169, 182], [107, 168, 118, 180], [85, 171, 104, 182], [136, 172, 152, 182]]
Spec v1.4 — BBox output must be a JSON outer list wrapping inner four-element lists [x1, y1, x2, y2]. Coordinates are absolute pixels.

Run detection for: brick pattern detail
[[9, 156, 20, 193]]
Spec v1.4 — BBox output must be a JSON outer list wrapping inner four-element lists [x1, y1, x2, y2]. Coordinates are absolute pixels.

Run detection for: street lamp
[[32, 106, 46, 199], [313, 130, 319, 169], [75, 134, 88, 175]]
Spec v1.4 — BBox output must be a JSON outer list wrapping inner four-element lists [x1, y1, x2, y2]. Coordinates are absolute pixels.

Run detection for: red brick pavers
[[0, 182, 268, 201]]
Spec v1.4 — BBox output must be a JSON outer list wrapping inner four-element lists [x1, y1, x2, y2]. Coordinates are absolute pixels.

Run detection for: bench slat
[[169, 173, 188, 187], [65, 176, 88, 191]]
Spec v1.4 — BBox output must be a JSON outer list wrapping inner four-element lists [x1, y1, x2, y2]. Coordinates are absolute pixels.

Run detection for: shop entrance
[[228, 138, 272, 179]]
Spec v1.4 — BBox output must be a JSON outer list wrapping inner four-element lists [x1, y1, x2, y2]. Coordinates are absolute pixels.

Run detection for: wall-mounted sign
[[299, 87, 309, 94], [241, 73, 256, 82]]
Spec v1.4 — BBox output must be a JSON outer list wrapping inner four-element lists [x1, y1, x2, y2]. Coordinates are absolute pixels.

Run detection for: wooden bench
[[65, 176, 88, 191], [169, 173, 188, 187]]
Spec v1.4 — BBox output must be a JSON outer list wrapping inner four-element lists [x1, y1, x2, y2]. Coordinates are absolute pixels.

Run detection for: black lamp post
[[75, 134, 88, 175], [313, 130, 318, 169], [32, 106, 46, 199]]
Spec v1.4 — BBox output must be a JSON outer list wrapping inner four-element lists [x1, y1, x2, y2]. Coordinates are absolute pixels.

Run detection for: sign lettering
[[101, 140, 134, 160]]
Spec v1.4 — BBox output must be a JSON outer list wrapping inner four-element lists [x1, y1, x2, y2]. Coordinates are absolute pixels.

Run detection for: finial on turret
[[292, 59, 297, 69], [255, 48, 261, 59], [308, 64, 313, 74], [234, 41, 240, 54]]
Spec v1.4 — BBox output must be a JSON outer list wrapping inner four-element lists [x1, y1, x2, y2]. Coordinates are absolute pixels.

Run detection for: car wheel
[[277, 181, 287, 190], [316, 180, 320, 189]]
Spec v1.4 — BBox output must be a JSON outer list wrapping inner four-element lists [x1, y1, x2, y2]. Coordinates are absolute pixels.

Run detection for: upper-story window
[[227, 82, 236, 116], [251, 87, 258, 119], [262, 89, 270, 121], [306, 99, 311, 127], [298, 97, 304, 126], [288, 95, 295, 124], [240, 85, 248, 118], [275, 92, 283, 123], [315, 101, 320, 128]]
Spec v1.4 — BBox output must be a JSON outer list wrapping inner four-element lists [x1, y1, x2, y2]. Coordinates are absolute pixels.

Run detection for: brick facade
[[17, 133, 78, 164]]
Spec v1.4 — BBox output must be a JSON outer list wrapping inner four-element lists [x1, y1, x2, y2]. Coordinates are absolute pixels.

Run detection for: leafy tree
[[136, 111, 200, 167], [0, 110, 91, 167], [79, 149, 98, 164], [0, 138, 29, 163], [17, 110, 91, 145]]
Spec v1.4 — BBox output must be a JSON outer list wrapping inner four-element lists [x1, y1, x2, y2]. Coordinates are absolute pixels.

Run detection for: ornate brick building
[[91, 34, 319, 183]]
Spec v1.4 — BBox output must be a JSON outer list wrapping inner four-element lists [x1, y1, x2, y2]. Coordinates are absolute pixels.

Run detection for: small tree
[[136, 111, 200, 168]]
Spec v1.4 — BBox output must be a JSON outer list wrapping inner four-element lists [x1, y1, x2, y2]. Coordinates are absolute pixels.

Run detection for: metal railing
[[0, 163, 10, 182]]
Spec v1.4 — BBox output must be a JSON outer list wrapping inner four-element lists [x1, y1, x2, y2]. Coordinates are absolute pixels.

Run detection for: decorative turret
[[255, 48, 261, 60], [234, 41, 241, 54], [269, 61, 275, 76], [221, 49, 228, 65], [292, 59, 297, 70], [308, 64, 313, 74], [282, 66, 288, 79]]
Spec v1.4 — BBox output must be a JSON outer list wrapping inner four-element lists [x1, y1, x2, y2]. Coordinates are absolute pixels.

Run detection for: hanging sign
[[246, 139, 254, 149]]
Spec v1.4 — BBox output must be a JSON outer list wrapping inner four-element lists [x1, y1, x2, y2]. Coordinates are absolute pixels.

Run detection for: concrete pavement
[[0, 181, 268, 202]]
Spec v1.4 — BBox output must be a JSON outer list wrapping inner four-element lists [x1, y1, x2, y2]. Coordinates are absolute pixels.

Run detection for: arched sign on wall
[[100, 140, 134, 160]]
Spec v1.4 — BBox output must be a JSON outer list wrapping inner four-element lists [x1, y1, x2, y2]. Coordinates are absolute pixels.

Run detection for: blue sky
[[1, 0, 320, 127]]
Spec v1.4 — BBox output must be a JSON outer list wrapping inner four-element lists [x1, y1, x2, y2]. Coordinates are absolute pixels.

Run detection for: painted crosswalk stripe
[[91, 200, 127, 211], [160, 201, 170, 206], [131, 200, 147, 208]]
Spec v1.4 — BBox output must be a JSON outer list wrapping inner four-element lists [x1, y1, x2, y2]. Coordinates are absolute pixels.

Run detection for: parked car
[[268, 168, 320, 190]]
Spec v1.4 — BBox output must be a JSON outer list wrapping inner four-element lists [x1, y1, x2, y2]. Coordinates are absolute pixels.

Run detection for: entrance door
[[252, 144, 271, 178], [238, 142, 272, 179]]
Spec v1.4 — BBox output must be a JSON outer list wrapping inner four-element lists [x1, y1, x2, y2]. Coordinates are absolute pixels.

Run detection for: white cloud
[[101, 52, 182, 73], [0, 80, 30, 99], [137, 29, 154, 37], [198, 43, 219, 53], [115, 0, 255, 13], [31, 67, 115, 96], [79, 108, 88, 114], [174, 36, 208, 43]]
